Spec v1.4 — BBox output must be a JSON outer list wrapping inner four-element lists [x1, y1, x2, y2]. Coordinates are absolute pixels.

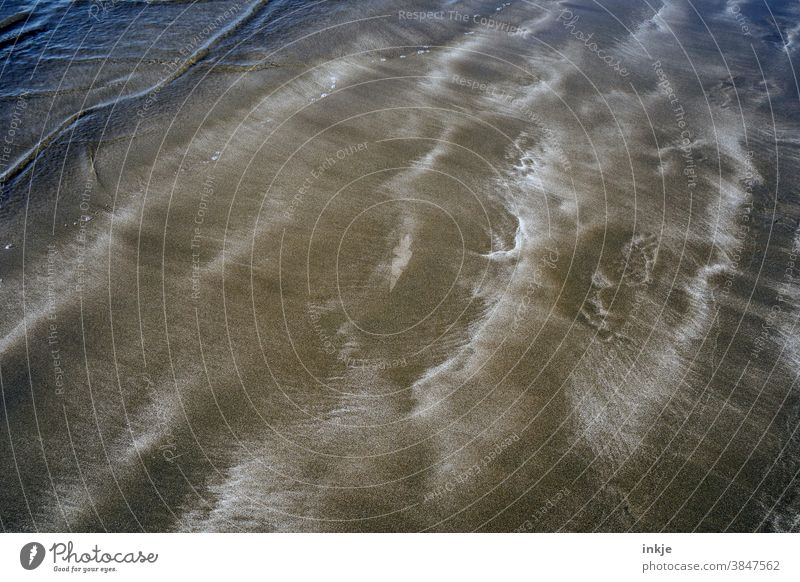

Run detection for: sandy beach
[[0, 0, 798, 532]]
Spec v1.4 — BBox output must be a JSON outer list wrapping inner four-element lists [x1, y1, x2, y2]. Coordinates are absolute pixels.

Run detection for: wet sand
[[0, 0, 799, 531]]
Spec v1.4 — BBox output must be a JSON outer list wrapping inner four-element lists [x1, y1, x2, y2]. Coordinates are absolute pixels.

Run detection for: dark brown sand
[[0, 0, 799, 531]]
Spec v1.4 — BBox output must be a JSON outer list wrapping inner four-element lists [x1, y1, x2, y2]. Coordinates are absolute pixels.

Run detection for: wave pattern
[[0, 0, 798, 532]]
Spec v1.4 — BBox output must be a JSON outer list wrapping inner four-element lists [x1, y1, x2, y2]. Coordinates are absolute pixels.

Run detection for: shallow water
[[0, 0, 799, 532]]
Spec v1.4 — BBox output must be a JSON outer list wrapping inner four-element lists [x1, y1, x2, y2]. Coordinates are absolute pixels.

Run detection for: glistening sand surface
[[0, 0, 799, 531]]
